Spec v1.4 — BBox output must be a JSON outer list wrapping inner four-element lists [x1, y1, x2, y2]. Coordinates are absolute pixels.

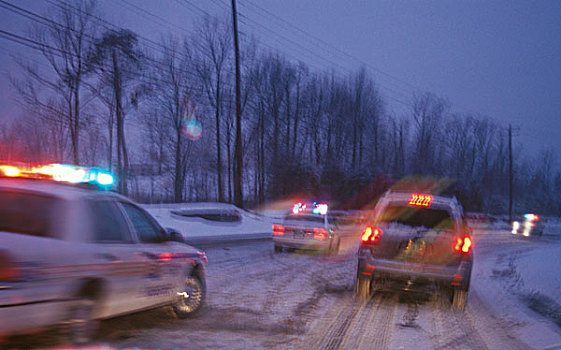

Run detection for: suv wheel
[[354, 276, 371, 300], [449, 271, 471, 310], [451, 288, 468, 310]]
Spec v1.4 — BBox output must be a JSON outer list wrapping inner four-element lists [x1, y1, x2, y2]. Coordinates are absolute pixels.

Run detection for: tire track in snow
[[430, 292, 489, 350], [339, 292, 400, 350]]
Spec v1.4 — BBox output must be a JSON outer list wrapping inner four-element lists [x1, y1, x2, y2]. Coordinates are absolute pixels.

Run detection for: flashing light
[[0, 163, 115, 188], [313, 203, 328, 215], [524, 213, 539, 222], [293, 202, 307, 214], [0, 166, 20, 177], [408, 193, 433, 207]]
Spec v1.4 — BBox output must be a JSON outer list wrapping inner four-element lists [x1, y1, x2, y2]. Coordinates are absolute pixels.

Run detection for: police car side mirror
[[166, 228, 185, 243]]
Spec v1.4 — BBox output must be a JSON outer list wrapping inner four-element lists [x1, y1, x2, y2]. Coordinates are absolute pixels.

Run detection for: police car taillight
[[313, 227, 327, 240], [453, 235, 472, 255], [273, 224, 285, 236], [0, 250, 18, 282], [361, 226, 383, 245]]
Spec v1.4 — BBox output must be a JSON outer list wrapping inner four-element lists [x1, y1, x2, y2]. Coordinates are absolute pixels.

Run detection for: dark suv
[[355, 191, 473, 309]]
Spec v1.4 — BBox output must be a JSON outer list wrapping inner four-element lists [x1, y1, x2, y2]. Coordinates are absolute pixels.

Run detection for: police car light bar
[[524, 213, 539, 222], [293, 202, 306, 214], [0, 163, 115, 188], [313, 203, 328, 215]]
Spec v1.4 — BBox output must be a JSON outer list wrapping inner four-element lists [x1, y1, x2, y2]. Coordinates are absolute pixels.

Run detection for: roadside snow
[[143, 202, 275, 243], [473, 229, 561, 349]]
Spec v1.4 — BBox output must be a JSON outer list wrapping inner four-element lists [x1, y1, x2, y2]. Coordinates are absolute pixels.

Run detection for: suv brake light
[[313, 227, 327, 240], [272, 224, 285, 236], [361, 226, 383, 245], [453, 235, 472, 254], [0, 250, 18, 282]]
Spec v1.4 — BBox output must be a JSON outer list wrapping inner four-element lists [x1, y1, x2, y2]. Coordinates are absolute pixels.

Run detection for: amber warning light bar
[[408, 193, 433, 207]]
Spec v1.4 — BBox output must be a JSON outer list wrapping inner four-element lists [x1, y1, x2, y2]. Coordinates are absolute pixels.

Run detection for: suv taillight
[[272, 224, 285, 236], [0, 250, 18, 282], [361, 226, 383, 245], [313, 228, 327, 240], [453, 235, 472, 255]]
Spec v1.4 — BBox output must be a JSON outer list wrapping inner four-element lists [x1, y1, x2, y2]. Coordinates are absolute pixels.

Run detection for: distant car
[[356, 191, 473, 309], [272, 202, 341, 254], [512, 213, 543, 237], [0, 164, 207, 344]]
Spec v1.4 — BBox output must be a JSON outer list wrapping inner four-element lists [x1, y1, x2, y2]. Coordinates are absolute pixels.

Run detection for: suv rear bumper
[[358, 254, 472, 288]]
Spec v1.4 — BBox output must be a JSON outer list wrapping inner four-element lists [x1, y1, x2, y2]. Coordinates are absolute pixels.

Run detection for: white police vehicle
[[272, 202, 341, 254], [512, 213, 543, 237], [0, 164, 207, 344]]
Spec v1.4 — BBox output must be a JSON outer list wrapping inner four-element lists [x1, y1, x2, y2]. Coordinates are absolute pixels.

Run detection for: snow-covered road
[[91, 229, 561, 350]]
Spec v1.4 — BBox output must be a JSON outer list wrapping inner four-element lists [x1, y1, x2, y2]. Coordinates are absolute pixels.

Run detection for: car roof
[[381, 190, 461, 209], [0, 178, 128, 202]]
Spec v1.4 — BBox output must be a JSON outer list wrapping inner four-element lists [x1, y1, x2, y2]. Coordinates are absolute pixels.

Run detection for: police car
[[356, 191, 473, 309], [512, 213, 543, 237], [0, 164, 207, 343], [272, 202, 341, 254]]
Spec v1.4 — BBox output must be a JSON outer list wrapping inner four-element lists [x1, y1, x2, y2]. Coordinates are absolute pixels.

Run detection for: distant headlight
[[512, 221, 519, 234]]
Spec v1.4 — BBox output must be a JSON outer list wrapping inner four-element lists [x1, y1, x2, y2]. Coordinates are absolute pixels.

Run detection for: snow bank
[[143, 202, 275, 244], [516, 245, 561, 306], [474, 229, 561, 348]]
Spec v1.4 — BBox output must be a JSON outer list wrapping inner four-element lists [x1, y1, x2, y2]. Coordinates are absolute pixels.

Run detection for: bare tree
[[18, 0, 98, 164], [90, 29, 143, 194], [192, 16, 232, 202]]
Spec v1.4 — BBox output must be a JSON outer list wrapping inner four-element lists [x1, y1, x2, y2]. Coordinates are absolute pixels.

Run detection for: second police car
[[272, 202, 343, 254], [0, 163, 207, 344]]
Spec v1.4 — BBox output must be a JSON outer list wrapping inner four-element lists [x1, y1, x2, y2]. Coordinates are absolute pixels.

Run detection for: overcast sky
[[1, 0, 560, 157]]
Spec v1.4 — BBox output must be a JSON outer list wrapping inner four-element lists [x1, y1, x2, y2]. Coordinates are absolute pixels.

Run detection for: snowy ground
[[10, 210, 561, 349], [472, 229, 561, 349], [100, 228, 561, 350]]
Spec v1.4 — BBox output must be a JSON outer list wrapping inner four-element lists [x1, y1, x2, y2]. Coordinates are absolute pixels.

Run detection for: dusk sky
[[1, 0, 560, 157]]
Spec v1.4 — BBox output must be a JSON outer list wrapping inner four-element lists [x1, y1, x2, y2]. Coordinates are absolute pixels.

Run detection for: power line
[[16, 0, 240, 92], [240, 0, 421, 94]]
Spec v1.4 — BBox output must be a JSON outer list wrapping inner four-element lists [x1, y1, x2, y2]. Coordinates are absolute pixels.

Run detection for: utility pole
[[508, 124, 513, 223], [231, 0, 243, 208]]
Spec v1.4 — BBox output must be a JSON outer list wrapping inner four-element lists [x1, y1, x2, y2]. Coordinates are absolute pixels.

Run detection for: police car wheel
[[331, 238, 340, 255], [274, 245, 283, 253], [172, 276, 204, 318], [66, 298, 98, 344]]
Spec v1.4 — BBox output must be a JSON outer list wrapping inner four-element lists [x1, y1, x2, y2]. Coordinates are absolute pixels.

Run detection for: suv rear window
[[381, 205, 453, 229], [0, 191, 59, 238]]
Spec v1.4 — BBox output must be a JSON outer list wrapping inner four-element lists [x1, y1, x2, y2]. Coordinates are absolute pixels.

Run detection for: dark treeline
[[1, 1, 559, 215]]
